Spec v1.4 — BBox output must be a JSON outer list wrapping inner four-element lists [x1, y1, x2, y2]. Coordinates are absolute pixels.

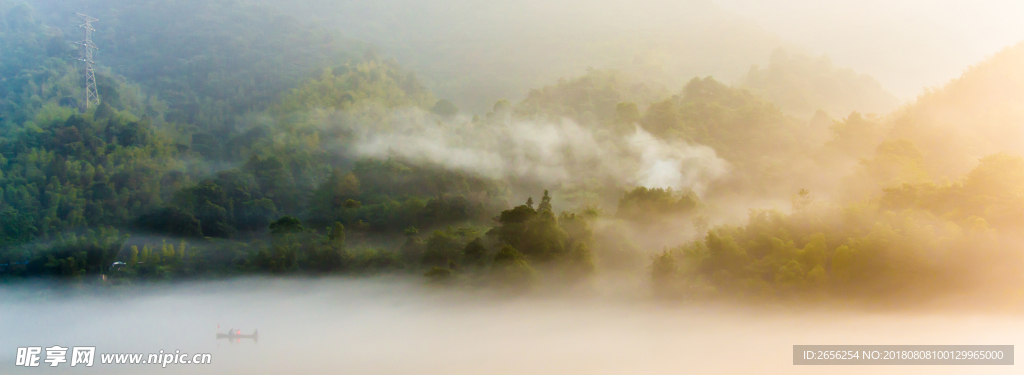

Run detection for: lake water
[[1, 277, 1021, 374]]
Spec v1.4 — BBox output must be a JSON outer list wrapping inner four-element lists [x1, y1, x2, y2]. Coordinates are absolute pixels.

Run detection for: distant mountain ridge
[[740, 48, 900, 119]]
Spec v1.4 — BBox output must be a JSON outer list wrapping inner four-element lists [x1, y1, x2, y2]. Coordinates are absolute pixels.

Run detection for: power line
[[75, 13, 100, 111]]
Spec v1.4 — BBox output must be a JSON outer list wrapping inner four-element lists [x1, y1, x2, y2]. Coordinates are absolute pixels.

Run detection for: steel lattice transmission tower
[[75, 13, 99, 110]]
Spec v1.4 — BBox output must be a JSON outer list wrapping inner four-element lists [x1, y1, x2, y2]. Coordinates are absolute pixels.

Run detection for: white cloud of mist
[[336, 108, 730, 196], [625, 129, 728, 193]]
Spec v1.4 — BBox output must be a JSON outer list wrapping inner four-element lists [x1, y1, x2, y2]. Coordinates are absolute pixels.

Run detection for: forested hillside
[[2, 0, 1024, 303], [29, 0, 363, 121], [0, 1, 601, 285], [652, 44, 1024, 301]]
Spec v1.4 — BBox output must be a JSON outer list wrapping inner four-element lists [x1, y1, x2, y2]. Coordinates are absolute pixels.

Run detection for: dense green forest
[[2, 0, 1024, 302]]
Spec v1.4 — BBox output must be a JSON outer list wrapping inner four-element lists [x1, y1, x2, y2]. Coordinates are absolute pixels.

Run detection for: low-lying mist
[[318, 106, 729, 204], [2, 278, 1023, 374]]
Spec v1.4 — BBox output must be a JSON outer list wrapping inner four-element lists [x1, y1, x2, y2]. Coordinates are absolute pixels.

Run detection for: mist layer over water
[[1, 278, 1021, 374]]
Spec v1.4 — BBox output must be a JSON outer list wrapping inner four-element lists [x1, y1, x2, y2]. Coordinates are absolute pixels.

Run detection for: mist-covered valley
[[3, 0, 1024, 373]]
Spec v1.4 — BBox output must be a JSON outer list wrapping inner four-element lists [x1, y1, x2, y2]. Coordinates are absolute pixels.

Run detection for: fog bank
[[2, 278, 1023, 374]]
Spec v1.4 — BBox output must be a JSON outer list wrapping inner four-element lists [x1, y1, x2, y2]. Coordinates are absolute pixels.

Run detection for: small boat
[[216, 329, 259, 343]]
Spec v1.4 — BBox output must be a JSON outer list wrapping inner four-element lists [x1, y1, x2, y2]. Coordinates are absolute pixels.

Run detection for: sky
[[712, 0, 1024, 100]]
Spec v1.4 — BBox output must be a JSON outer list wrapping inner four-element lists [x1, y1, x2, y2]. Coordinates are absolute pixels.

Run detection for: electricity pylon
[[75, 13, 99, 110]]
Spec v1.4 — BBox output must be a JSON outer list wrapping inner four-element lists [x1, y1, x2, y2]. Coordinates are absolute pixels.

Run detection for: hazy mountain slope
[[889, 41, 1024, 177], [251, 0, 787, 113], [740, 48, 901, 118], [27, 0, 365, 126], [0, 2, 151, 133]]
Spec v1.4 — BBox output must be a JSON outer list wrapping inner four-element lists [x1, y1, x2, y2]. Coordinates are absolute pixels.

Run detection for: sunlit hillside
[[889, 42, 1024, 178]]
